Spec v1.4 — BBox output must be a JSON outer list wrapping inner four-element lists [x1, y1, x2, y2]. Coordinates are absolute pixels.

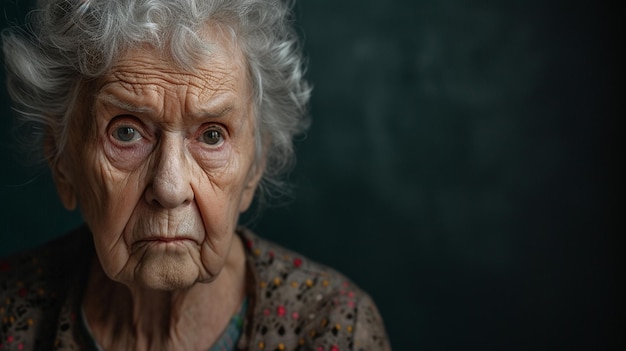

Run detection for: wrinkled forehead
[[101, 49, 245, 105], [106, 23, 248, 84], [103, 25, 247, 94]]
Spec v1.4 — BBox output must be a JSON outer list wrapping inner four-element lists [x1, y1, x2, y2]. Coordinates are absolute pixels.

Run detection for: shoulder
[[239, 228, 391, 351], [0, 226, 92, 350], [0, 226, 91, 291]]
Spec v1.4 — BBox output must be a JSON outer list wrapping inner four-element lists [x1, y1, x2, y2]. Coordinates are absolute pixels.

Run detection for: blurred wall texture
[[1, 0, 622, 349]]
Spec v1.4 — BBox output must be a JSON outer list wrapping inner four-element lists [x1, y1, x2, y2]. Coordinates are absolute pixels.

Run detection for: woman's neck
[[82, 235, 247, 351]]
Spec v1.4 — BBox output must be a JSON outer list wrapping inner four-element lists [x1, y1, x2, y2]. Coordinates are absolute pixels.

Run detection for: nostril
[[144, 179, 193, 209]]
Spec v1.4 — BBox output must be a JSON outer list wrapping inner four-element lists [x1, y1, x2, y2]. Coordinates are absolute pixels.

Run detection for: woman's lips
[[131, 236, 199, 251], [141, 236, 196, 243]]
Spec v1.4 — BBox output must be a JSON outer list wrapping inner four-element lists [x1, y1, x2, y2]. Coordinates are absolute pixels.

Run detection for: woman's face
[[53, 27, 261, 290]]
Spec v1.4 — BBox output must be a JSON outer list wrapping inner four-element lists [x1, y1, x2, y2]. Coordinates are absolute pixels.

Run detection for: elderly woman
[[0, 0, 389, 350]]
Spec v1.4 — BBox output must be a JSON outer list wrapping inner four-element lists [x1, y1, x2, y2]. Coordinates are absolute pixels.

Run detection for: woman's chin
[[132, 250, 201, 291]]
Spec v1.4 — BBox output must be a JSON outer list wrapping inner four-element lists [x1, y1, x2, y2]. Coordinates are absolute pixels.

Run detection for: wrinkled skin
[[50, 25, 261, 349]]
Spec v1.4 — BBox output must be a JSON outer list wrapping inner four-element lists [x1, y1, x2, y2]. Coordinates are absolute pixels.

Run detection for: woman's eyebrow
[[98, 92, 238, 124], [97, 93, 155, 114], [195, 104, 234, 119]]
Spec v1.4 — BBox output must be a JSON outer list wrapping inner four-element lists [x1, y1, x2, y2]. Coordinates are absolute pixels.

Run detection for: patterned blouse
[[0, 226, 391, 350]]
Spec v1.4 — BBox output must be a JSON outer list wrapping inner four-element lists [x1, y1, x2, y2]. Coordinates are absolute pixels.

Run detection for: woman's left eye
[[113, 126, 142, 142], [201, 128, 224, 146]]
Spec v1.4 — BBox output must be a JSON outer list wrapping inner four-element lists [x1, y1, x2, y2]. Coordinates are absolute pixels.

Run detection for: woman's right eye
[[113, 126, 142, 142]]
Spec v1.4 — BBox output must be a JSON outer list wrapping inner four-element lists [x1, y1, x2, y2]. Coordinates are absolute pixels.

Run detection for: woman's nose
[[144, 138, 194, 208]]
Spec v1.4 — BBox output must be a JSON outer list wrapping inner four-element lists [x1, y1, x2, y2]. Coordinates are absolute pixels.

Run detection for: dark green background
[[1, 0, 622, 349]]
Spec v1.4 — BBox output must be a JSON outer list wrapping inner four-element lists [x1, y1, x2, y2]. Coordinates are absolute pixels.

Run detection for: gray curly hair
[[2, 0, 311, 197]]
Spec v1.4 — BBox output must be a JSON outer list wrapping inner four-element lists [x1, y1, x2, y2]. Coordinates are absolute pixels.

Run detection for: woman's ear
[[45, 135, 77, 211]]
